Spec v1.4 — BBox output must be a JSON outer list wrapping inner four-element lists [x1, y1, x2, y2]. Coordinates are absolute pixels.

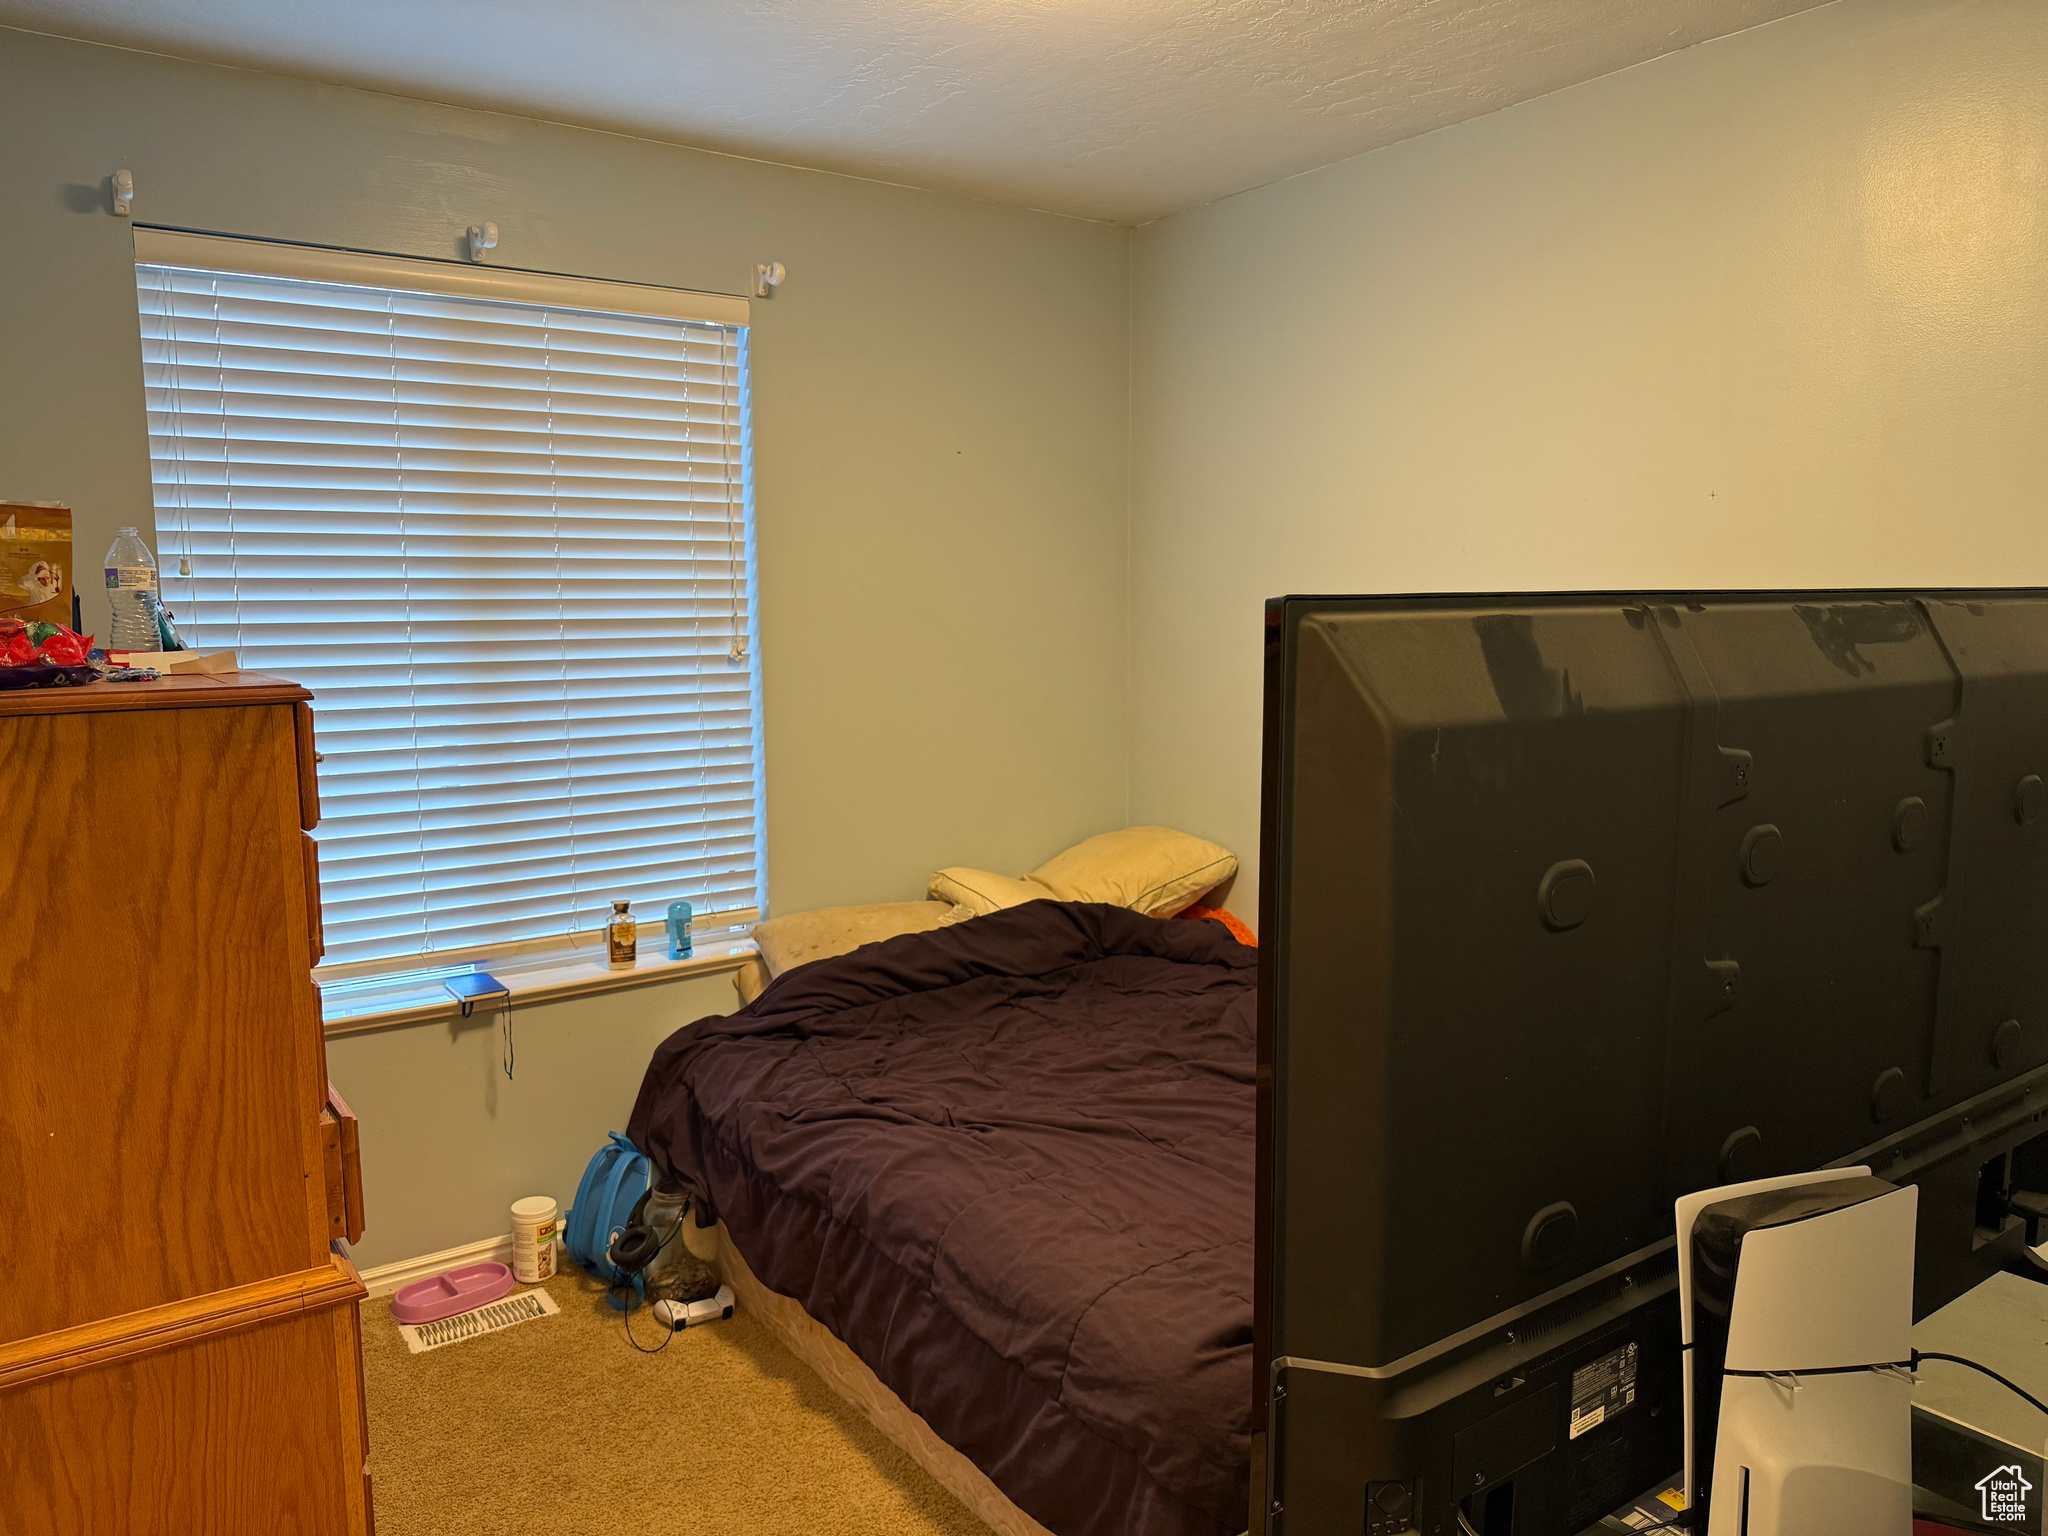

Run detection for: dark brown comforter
[[627, 901, 1256, 1536]]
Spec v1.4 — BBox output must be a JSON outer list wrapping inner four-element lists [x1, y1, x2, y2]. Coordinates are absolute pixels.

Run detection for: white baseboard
[[358, 1234, 515, 1298]]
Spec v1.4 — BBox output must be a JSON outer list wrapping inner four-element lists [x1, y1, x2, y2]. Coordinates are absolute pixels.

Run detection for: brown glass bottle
[[607, 898, 636, 970]]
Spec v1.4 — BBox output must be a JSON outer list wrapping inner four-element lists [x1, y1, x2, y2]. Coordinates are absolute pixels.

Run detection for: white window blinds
[[134, 231, 763, 971]]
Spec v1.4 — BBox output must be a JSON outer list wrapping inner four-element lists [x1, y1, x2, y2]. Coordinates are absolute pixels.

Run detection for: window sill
[[318, 931, 757, 1038]]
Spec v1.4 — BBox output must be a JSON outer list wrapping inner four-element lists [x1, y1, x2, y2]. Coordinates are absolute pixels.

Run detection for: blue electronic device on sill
[[443, 971, 509, 1017], [445, 971, 516, 1080]]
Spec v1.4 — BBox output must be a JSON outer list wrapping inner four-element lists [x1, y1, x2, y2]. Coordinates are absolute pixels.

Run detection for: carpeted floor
[[361, 1268, 994, 1536]]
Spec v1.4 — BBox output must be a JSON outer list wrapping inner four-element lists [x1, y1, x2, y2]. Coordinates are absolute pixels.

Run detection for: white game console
[[1676, 1168, 1918, 1536]]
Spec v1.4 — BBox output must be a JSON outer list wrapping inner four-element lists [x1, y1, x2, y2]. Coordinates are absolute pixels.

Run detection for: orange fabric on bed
[[1176, 903, 1256, 947]]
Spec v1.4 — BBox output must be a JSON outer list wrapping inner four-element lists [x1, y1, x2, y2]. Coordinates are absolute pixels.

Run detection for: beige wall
[[323, 973, 738, 1268], [0, 29, 1132, 1266], [18, 0, 2048, 1262], [1129, 0, 2048, 921]]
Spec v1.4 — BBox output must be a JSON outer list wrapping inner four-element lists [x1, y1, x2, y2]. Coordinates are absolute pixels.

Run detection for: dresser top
[[0, 669, 310, 718]]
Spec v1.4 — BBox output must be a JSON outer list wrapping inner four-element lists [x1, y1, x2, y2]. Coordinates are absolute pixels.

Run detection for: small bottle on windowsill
[[606, 899, 637, 971]]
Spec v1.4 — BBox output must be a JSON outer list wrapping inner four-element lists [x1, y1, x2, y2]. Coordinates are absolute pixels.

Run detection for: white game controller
[[651, 1284, 736, 1331]]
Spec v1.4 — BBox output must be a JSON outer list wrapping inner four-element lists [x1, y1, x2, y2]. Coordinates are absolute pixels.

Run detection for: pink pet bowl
[[390, 1261, 518, 1325]]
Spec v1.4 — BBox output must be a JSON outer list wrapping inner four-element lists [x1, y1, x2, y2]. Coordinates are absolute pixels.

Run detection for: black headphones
[[608, 1188, 668, 1277], [608, 1188, 692, 1355]]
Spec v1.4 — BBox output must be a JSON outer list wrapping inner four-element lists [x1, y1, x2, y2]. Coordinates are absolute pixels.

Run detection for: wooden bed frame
[[712, 1224, 1055, 1536]]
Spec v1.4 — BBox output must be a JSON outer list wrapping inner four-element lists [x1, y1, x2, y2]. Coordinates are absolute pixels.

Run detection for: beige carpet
[[361, 1269, 994, 1536]]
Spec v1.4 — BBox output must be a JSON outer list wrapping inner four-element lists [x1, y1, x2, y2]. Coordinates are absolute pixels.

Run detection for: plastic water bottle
[[103, 527, 159, 652]]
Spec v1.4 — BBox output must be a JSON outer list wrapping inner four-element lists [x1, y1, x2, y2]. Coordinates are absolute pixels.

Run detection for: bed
[[626, 899, 1257, 1536]]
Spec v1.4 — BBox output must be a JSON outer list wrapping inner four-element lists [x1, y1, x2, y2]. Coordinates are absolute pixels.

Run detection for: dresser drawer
[[321, 1086, 365, 1247], [302, 832, 325, 968], [294, 701, 322, 830]]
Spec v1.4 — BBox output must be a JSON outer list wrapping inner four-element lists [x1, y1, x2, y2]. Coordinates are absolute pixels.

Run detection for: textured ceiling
[[0, 0, 1833, 223]]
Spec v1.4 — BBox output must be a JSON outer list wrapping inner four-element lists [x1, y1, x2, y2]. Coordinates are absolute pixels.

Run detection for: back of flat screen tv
[[1254, 592, 2048, 1536]]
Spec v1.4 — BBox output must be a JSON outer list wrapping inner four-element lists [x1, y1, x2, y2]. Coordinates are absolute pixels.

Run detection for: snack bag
[[0, 619, 92, 667], [0, 502, 73, 628]]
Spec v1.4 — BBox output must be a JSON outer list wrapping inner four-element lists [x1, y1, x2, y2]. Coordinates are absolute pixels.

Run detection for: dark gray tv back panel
[[1255, 592, 2048, 1536]]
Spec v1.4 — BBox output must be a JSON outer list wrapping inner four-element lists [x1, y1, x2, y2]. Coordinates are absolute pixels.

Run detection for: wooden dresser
[[0, 672, 372, 1535]]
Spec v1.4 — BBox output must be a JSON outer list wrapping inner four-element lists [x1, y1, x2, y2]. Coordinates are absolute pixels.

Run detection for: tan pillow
[[927, 867, 1057, 918], [748, 901, 954, 986], [733, 955, 772, 1006], [1027, 826, 1236, 917]]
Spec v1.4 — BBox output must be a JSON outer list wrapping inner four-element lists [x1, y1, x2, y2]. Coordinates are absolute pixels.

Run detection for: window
[[135, 230, 763, 972]]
